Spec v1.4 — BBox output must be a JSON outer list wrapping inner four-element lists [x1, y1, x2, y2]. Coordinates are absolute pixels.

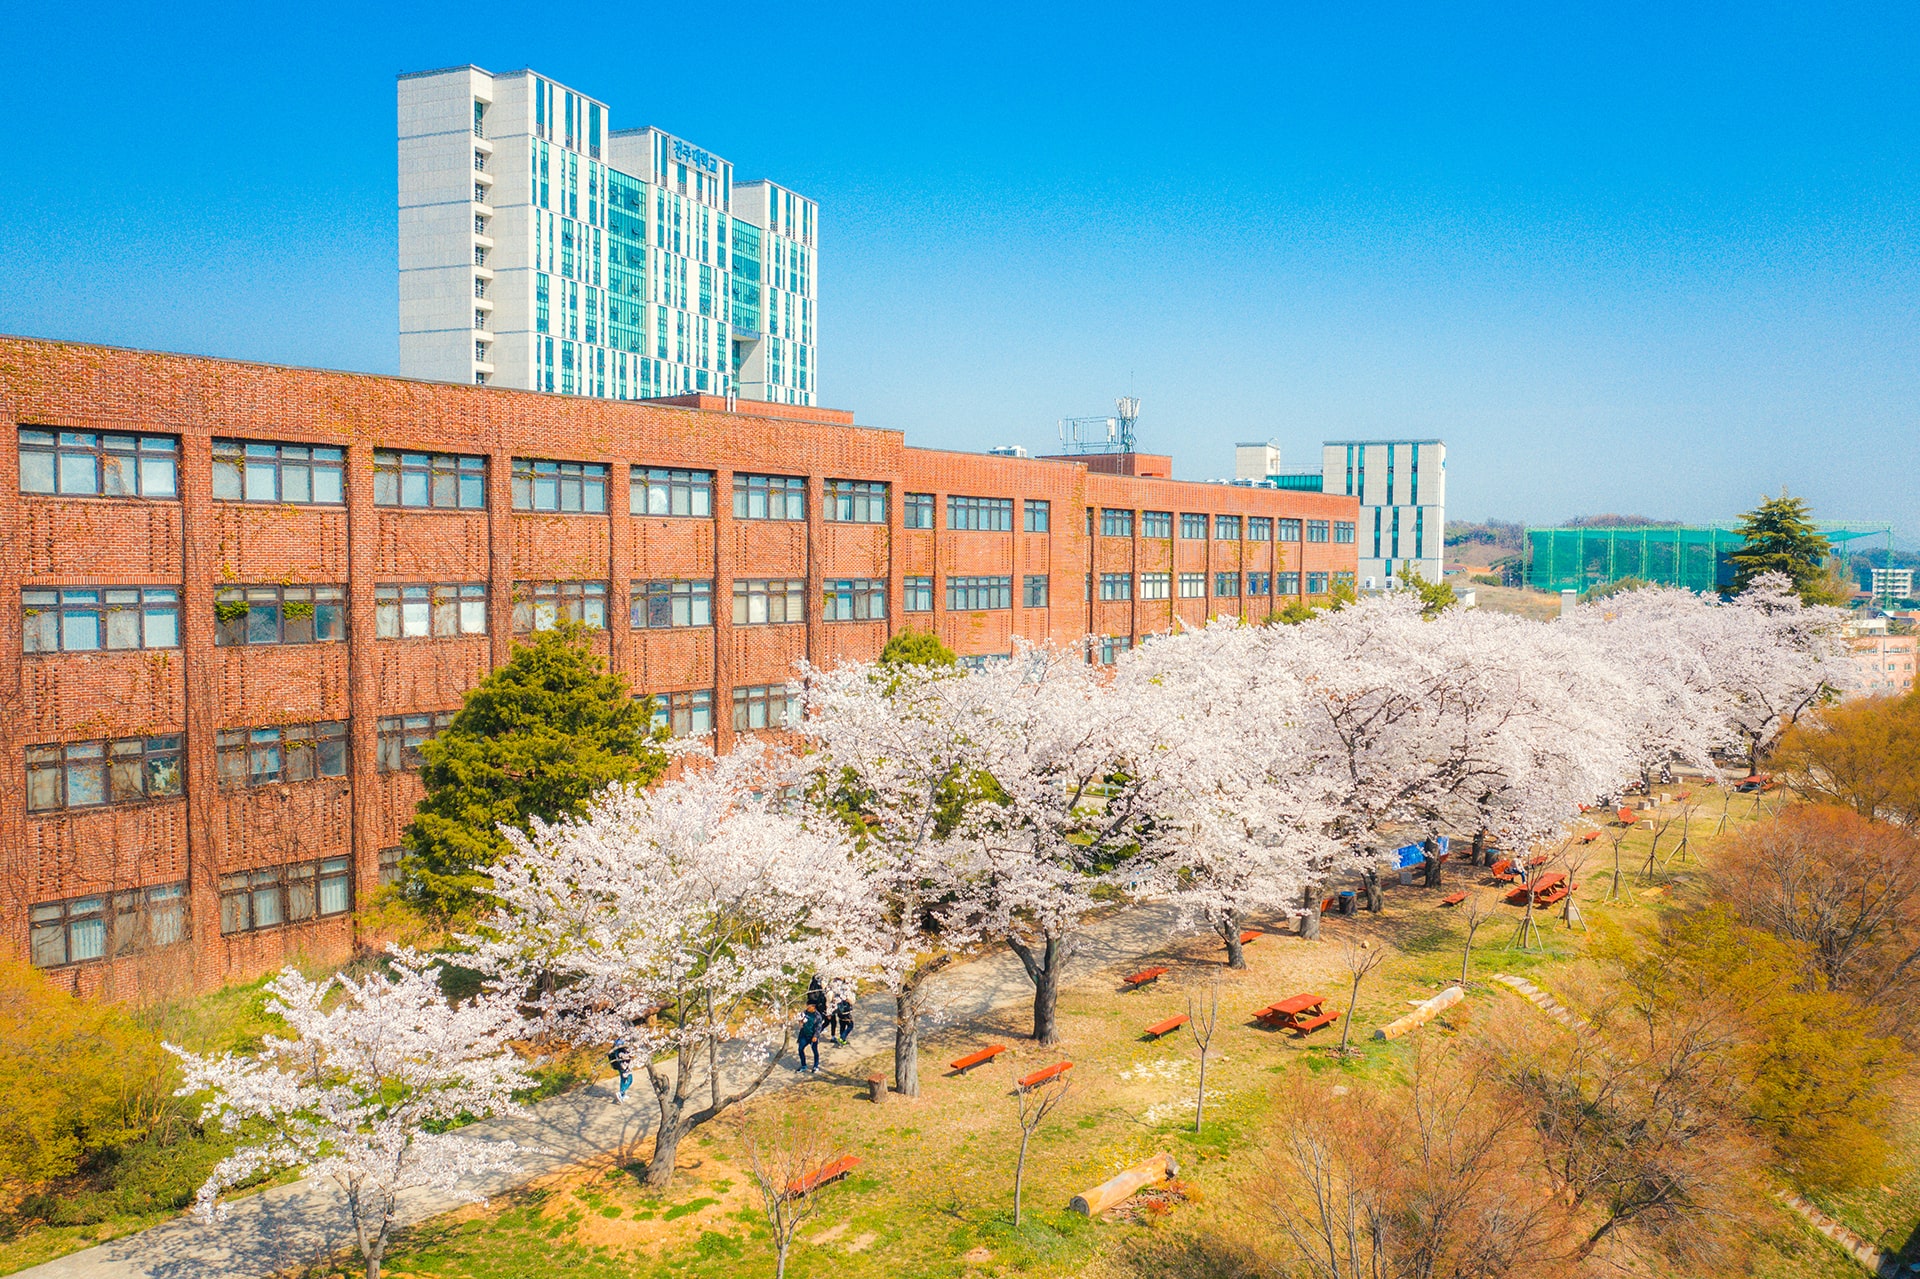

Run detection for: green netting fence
[[1526, 524, 1890, 594]]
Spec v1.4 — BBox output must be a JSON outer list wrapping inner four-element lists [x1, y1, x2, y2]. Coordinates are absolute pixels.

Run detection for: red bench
[[949, 1044, 1007, 1073], [1143, 1014, 1189, 1039], [1254, 993, 1330, 1032], [1438, 891, 1467, 907], [1578, 830, 1600, 844], [788, 1154, 860, 1196], [1018, 1061, 1073, 1089], [1123, 966, 1169, 988], [1239, 929, 1261, 944], [1292, 1010, 1341, 1035]]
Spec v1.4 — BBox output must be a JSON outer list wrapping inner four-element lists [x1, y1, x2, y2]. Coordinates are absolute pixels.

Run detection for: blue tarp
[[1393, 836, 1450, 868]]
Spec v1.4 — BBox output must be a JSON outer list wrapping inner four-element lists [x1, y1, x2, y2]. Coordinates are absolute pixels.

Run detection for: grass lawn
[[341, 790, 1909, 1279]]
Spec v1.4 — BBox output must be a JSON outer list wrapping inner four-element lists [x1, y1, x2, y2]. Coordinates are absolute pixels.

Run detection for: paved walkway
[[20, 904, 1196, 1279]]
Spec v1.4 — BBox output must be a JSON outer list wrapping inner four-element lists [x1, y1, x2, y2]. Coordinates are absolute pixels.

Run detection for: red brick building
[[0, 337, 1358, 998]]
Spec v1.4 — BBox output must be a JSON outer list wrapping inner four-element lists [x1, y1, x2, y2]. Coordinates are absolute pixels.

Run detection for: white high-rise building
[[397, 66, 818, 404], [1320, 440, 1446, 588]]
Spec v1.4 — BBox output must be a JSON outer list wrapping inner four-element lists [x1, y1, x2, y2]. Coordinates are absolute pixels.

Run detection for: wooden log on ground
[[1069, 1152, 1178, 1216], [1373, 985, 1464, 1041]]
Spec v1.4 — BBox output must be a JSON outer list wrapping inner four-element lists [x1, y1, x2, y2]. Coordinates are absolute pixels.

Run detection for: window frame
[[1100, 508, 1134, 538], [1179, 513, 1209, 540], [1307, 572, 1331, 594], [511, 581, 608, 633], [648, 688, 715, 738], [30, 886, 186, 968], [1023, 499, 1051, 533], [27, 734, 183, 811], [1334, 521, 1356, 544], [212, 439, 346, 506], [630, 466, 714, 517], [821, 578, 887, 621], [215, 720, 347, 789], [1214, 514, 1242, 540], [732, 683, 797, 732], [947, 495, 1014, 532], [823, 479, 888, 524], [375, 583, 488, 639], [18, 428, 179, 500], [23, 587, 179, 654], [1280, 518, 1303, 542], [631, 579, 714, 629], [510, 457, 609, 513], [1306, 520, 1331, 543], [376, 711, 457, 773], [946, 575, 1013, 611], [903, 493, 935, 529], [1178, 572, 1207, 599], [1278, 571, 1302, 595], [1142, 510, 1172, 538], [372, 450, 487, 510], [1214, 572, 1242, 598], [1247, 572, 1272, 596], [1023, 574, 1049, 608], [218, 857, 351, 935], [731, 473, 807, 521], [1248, 517, 1272, 542], [1098, 573, 1134, 602], [1139, 572, 1172, 600], [731, 578, 807, 625], [903, 576, 934, 612], [214, 585, 347, 647]]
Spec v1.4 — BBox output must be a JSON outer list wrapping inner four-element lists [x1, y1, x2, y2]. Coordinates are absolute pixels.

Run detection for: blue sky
[[2, 2, 1915, 539]]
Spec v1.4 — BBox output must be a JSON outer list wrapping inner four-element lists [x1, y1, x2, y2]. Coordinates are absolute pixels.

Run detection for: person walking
[[806, 975, 828, 1017], [829, 979, 854, 1046], [796, 1005, 823, 1074], [608, 1036, 634, 1103]]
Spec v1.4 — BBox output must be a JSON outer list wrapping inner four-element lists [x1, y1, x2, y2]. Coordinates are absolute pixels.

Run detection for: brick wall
[[0, 337, 1358, 997]]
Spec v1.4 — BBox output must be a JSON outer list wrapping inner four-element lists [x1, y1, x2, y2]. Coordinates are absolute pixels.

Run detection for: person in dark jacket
[[608, 1036, 634, 1102], [831, 983, 854, 1046], [796, 1007, 823, 1074], [806, 976, 828, 1016]]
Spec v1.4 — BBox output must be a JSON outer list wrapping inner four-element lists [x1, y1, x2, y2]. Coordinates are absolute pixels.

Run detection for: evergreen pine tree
[[402, 625, 667, 919], [1729, 491, 1840, 603], [877, 628, 957, 668]]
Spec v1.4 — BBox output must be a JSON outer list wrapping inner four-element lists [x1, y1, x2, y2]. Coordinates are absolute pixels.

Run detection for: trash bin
[[1337, 890, 1357, 916]]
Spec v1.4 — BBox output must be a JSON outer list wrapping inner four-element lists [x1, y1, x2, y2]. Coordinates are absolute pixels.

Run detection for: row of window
[[1093, 571, 1348, 601], [1097, 511, 1355, 543]]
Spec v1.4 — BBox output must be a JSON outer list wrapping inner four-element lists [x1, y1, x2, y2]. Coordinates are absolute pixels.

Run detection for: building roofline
[[397, 64, 492, 81], [1321, 438, 1446, 446]]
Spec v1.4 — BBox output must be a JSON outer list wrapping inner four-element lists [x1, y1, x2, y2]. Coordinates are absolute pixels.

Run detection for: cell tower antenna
[[1057, 396, 1143, 455]]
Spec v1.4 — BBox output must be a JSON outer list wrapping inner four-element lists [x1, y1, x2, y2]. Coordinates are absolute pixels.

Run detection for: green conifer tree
[[402, 625, 667, 920], [1729, 491, 1842, 603], [876, 628, 958, 668]]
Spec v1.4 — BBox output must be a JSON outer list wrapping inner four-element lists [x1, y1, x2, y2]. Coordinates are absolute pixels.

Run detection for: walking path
[[19, 905, 1193, 1279]]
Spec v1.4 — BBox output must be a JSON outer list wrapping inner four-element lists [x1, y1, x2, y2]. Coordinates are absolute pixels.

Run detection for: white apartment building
[[397, 66, 818, 405], [1871, 567, 1915, 601], [1320, 440, 1446, 588]]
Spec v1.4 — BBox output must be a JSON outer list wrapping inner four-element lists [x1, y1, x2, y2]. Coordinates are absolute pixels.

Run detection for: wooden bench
[[1438, 891, 1467, 907], [1018, 1061, 1073, 1089], [1239, 929, 1261, 945], [949, 1044, 1007, 1073], [1254, 993, 1329, 1032], [787, 1154, 860, 1196], [1490, 858, 1519, 883], [1578, 830, 1600, 844], [1321, 897, 1338, 914], [1123, 966, 1170, 988], [1292, 1010, 1341, 1035], [1142, 1014, 1189, 1039]]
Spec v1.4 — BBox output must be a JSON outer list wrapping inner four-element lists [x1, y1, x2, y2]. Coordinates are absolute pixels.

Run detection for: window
[[30, 884, 186, 968], [512, 458, 608, 512], [215, 585, 346, 646], [376, 584, 487, 638], [1214, 515, 1242, 540], [1096, 636, 1132, 665], [1248, 517, 1272, 542], [1334, 521, 1356, 544], [632, 580, 713, 628], [1024, 500, 1051, 533], [904, 576, 934, 612], [1098, 573, 1133, 601], [19, 429, 177, 498], [1215, 573, 1241, 597], [24, 587, 179, 653], [1142, 510, 1172, 538], [631, 467, 714, 516], [1307, 572, 1330, 594], [212, 440, 345, 505], [377, 712, 456, 772], [215, 721, 347, 789], [948, 496, 1014, 531], [732, 473, 806, 520], [733, 683, 796, 731], [1178, 573, 1207, 598], [218, 858, 351, 935], [27, 735, 182, 811], [378, 847, 406, 888], [1307, 520, 1330, 543], [825, 479, 887, 524], [947, 576, 1012, 610], [1100, 508, 1134, 537], [1248, 572, 1272, 595], [1280, 519, 1302, 542], [1180, 513, 1209, 540], [648, 689, 714, 738], [1333, 571, 1356, 590], [512, 581, 607, 632], [732, 578, 806, 625], [1023, 575, 1049, 608], [1279, 572, 1301, 594], [904, 493, 935, 529], [822, 579, 886, 621], [1140, 573, 1172, 600], [373, 451, 486, 509]]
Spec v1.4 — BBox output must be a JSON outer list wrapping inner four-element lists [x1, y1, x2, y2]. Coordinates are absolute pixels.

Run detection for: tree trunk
[[1423, 854, 1442, 888], [644, 1037, 785, 1188], [1362, 866, 1383, 913], [1194, 1049, 1209, 1133], [1014, 1128, 1032, 1226], [1300, 903, 1321, 941], [1007, 932, 1063, 1046], [1219, 912, 1245, 969], [894, 989, 920, 1098]]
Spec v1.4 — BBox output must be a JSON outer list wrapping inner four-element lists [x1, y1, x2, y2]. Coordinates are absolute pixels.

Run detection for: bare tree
[[1605, 819, 1632, 901], [1560, 849, 1591, 932], [743, 1114, 843, 1279], [1668, 789, 1703, 869], [1186, 981, 1221, 1133], [1639, 804, 1681, 880], [1458, 891, 1495, 983], [1011, 1071, 1071, 1227], [1336, 941, 1387, 1056]]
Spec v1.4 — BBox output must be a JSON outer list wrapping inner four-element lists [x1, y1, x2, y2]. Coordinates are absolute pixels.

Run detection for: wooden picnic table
[[1254, 993, 1339, 1034]]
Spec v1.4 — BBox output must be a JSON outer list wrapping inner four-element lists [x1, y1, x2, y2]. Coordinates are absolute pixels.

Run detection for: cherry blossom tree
[[471, 742, 883, 1188], [798, 656, 998, 1095], [1702, 572, 1852, 774], [167, 949, 531, 1279]]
